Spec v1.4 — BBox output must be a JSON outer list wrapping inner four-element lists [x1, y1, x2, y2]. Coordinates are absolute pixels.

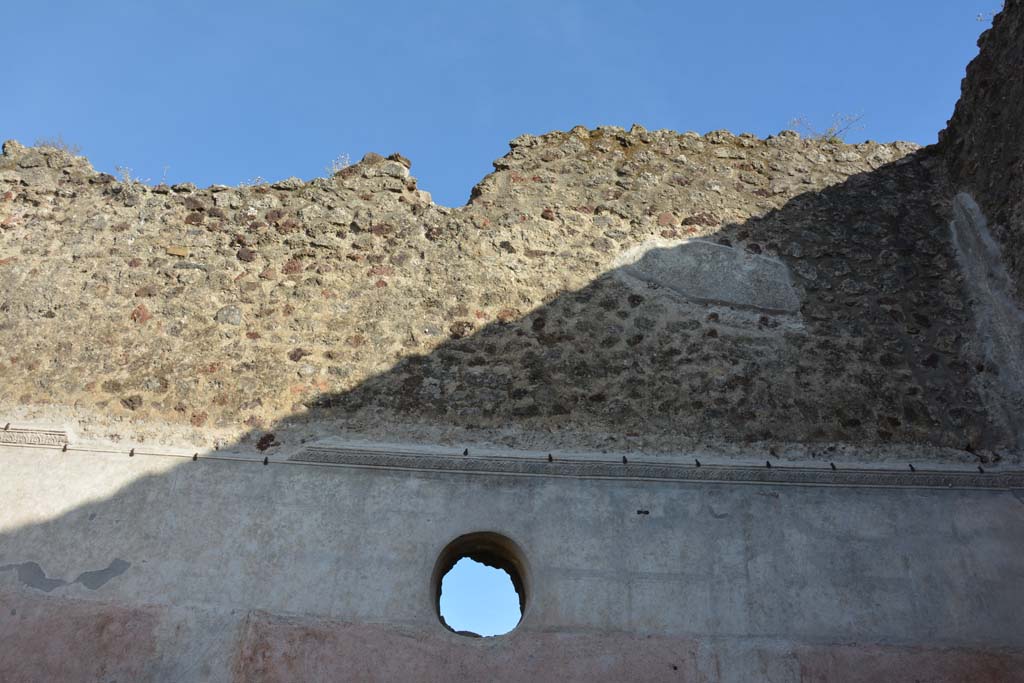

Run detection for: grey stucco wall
[[2, 444, 1022, 681]]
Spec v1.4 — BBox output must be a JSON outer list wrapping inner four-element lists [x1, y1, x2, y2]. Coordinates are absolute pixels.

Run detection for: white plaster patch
[[950, 193, 1024, 449], [613, 238, 802, 315]]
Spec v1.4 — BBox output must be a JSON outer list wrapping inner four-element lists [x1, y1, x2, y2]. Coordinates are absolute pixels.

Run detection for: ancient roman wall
[[1, 442, 1022, 682], [942, 0, 1024, 301], [1, 3, 1022, 682], [0, 126, 1013, 459], [940, 0, 1024, 449]]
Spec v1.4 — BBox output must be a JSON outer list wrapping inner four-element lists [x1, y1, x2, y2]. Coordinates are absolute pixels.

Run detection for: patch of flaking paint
[[707, 505, 730, 519], [1, 558, 130, 592], [0, 562, 67, 593], [74, 559, 131, 590]]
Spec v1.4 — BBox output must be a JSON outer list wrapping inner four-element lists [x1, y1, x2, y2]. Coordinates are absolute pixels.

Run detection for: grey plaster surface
[[1, 446, 1022, 660], [616, 239, 802, 313], [951, 192, 1024, 449]]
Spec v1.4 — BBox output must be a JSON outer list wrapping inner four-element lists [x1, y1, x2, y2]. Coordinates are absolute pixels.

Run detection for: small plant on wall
[[788, 113, 865, 144], [34, 134, 81, 155]]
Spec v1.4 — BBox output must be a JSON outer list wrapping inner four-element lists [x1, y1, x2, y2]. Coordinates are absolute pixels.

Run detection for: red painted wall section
[[795, 644, 1024, 683], [232, 611, 1024, 683], [232, 611, 704, 683], [0, 591, 162, 683], [3, 595, 1022, 682]]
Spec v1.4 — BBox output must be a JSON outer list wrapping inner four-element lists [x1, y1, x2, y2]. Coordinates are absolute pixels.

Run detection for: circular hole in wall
[[432, 532, 528, 637]]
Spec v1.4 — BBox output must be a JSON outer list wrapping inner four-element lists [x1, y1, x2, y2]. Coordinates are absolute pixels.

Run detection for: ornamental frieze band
[[0, 427, 69, 447], [293, 446, 1024, 490]]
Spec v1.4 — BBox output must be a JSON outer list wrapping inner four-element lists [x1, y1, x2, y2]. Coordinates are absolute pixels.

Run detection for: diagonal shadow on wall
[[2, 146, 1022, 682], [239, 146, 1007, 456]]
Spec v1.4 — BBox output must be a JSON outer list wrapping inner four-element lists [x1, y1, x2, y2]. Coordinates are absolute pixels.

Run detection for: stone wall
[[941, 0, 1024, 301], [2, 8, 1023, 682], [1, 3, 1022, 459], [0, 123, 1012, 458]]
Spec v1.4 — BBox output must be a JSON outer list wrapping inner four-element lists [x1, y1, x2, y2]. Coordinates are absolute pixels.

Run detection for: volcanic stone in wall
[[0, 127, 1009, 454], [941, 0, 1024, 302]]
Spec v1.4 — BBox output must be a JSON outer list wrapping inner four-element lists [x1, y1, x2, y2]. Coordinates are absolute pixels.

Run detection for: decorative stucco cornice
[[294, 445, 1024, 491]]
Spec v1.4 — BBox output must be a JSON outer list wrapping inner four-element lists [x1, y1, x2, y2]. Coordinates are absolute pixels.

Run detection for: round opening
[[432, 532, 528, 637]]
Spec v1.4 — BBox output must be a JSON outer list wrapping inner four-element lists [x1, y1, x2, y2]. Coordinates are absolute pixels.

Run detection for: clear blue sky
[[3, 1, 1000, 207], [440, 558, 521, 637]]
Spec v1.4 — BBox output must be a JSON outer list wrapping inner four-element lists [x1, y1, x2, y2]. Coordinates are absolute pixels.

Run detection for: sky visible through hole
[[0, 1, 1004, 207], [440, 558, 521, 637]]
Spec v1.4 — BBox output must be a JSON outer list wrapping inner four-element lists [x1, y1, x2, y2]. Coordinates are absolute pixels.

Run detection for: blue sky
[[3, 1, 1000, 207], [440, 558, 521, 637]]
